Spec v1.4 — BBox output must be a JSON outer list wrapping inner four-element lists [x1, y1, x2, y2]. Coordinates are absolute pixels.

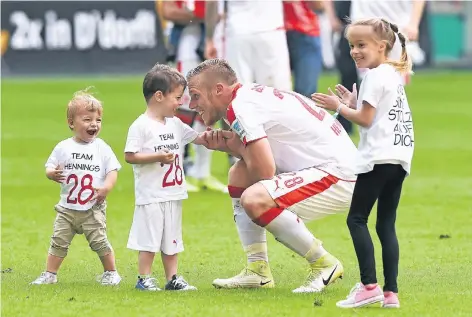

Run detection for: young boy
[[31, 89, 122, 286], [125, 64, 208, 291]]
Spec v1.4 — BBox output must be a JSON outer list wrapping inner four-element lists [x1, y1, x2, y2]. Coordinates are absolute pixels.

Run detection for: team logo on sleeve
[[231, 119, 247, 140]]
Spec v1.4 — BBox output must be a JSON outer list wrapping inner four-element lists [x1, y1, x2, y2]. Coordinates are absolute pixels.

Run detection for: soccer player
[[162, 0, 227, 193], [125, 64, 213, 291], [31, 89, 122, 286], [312, 18, 415, 308], [204, 0, 292, 91], [186, 59, 359, 293]]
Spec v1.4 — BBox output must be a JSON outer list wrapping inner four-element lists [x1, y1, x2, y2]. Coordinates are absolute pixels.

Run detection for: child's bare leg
[[139, 251, 156, 276], [161, 252, 178, 281], [99, 251, 117, 271], [46, 254, 65, 273]]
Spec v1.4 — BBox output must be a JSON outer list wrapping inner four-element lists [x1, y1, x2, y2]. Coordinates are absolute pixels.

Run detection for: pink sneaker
[[382, 291, 400, 308], [336, 283, 384, 308]]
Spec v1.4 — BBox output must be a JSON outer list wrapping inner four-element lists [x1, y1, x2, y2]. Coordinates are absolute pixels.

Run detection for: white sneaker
[[292, 255, 344, 293], [97, 271, 122, 286], [30, 272, 58, 285], [212, 261, 274, 289]]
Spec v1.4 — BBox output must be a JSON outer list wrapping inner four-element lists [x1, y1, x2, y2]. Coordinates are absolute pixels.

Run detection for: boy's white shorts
[[127, 201, 183, 255]]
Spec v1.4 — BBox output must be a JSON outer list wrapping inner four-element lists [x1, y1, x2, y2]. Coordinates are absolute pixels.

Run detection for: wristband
[[333, 103, 344, 120]]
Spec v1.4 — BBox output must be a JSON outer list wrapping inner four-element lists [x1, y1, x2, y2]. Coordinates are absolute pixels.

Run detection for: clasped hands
[[201, 129, 243, 157]]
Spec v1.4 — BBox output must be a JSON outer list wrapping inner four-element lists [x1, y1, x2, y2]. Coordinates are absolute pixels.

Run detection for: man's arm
[[409, 0, 426, 30], [238, 139, 276, 183], [306, 1, 325, 12], [162, 1, 196, 24], [205, 0, 219, 40]]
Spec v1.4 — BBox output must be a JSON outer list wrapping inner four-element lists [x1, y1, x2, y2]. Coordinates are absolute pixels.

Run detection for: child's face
[[68, 106, 102, 143], [156, 85, 185, 118], [348, 25, 386, 69]]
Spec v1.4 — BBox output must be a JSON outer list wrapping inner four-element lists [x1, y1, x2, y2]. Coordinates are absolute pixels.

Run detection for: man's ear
[[216, 83, 224, 95], [153, 91, 164, 102]]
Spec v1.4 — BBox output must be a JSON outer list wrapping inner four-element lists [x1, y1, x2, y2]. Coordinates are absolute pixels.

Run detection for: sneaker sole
[[336, 295, 385, 308], [382, 303, 400, 308], [212, 280, 274, 289]]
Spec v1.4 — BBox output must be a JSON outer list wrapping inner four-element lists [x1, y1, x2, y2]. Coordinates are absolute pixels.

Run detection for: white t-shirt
[[350, 0, 412, 29], [45, 138, 121, 211], [355, 64, 415, 175], [225, 84, 359, 180], [125, 114, 198, 205], [226, 0, 285, 36]]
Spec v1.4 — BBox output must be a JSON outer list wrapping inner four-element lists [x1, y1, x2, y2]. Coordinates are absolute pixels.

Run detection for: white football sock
[[191, 120, 211, 179], [232, 198, 268, 263], [259, 208, 326, 263]]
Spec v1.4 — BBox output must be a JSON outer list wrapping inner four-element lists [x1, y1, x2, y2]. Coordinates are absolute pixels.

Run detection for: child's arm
[[93, 170, 118, 204], [45, 166, 65, 183], [125, 151, 175, 165], [334, 102, 377, 128], [45, 144, 65, 183]]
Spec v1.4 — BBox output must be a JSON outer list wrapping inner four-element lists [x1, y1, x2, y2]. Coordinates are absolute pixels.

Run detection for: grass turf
[[2, 72, 472, 316]]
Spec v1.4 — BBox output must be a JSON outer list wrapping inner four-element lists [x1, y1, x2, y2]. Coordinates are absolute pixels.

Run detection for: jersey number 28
[[66, 174, 94, 205], [162, 154, 183, 187]]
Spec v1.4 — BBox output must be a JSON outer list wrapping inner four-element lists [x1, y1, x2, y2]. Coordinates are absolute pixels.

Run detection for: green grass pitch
[[2, 72, 472, 316]]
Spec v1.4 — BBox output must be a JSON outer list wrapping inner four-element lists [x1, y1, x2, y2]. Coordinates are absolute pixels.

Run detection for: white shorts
[[127, 201, 183, 255], [226, 29, 292, 90], [260, 167, 356, 222]]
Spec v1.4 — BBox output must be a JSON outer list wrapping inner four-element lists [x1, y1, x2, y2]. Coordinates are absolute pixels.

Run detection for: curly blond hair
[[67, 87, 103, 120]]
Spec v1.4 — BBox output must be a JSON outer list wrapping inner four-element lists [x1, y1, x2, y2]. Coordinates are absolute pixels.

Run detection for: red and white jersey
[[125, 114, 198, 205], [45, 138, 121, 211], [225, 84, 358, 180], [226, 0, 285, 36]]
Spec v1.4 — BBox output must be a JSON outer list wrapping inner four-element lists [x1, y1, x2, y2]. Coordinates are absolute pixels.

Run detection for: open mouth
[[86, 129, 97, 136]]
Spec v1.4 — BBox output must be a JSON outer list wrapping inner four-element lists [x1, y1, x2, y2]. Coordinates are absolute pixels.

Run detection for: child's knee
[[49, 237, 70, 258], [90, 238, 113, 257]]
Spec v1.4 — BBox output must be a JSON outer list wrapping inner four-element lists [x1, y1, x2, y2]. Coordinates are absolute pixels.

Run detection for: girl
[[312, 18, 415, 309]]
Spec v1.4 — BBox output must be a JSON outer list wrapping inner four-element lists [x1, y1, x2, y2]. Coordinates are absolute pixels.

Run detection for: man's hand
[[202, 129, 243, 158], [204, 40, 218, 60], [402, 24, 419, 41], [46, 166, 65, 183]]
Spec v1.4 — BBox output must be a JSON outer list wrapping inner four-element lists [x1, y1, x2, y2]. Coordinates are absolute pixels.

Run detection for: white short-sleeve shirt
[[45, 138, 121, 211], [125, 114, 198, 205], [355, 64, 415, 175]]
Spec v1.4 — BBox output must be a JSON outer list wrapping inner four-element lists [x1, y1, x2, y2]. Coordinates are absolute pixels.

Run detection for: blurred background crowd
[[2, 0, 472, 193]]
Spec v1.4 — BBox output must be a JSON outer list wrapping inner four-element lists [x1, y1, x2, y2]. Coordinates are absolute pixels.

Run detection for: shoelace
[[143, 277, 158, 289], [96, 271, 112, 283], [172, 276, 189, 289], [346, 283, 363, 298], [302, 267, 323, 287], [36, 272, 50, 282], [102, 272, 115, 284]]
